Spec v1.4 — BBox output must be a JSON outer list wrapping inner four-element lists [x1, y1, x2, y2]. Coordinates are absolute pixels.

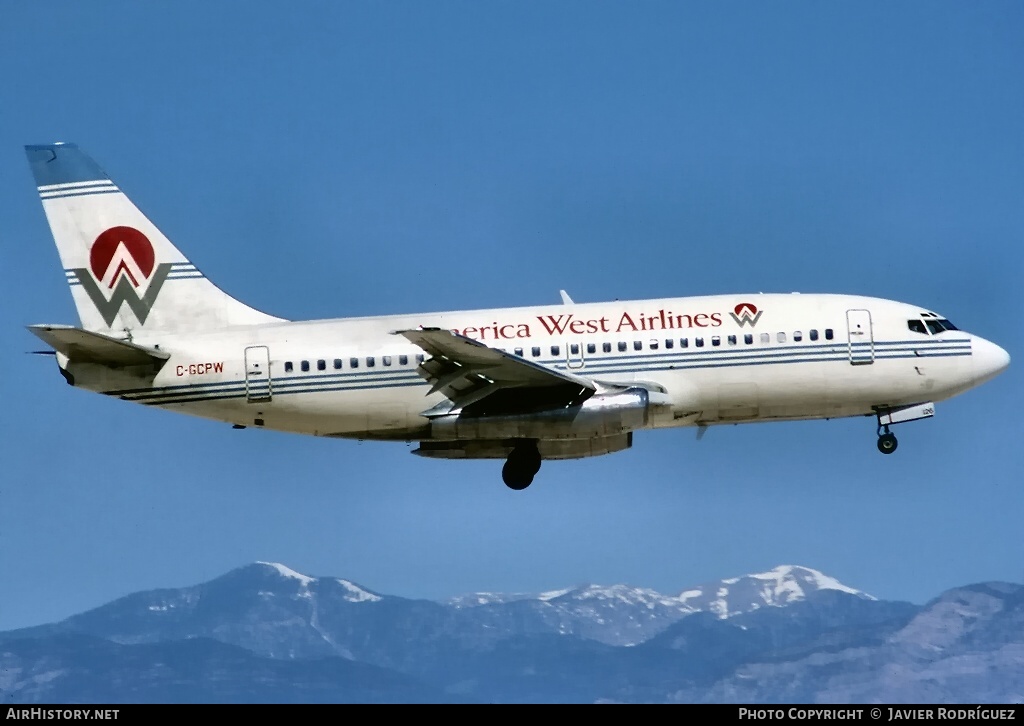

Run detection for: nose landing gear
[[872, 402, 935, 455], [502, 441, 542, 490]]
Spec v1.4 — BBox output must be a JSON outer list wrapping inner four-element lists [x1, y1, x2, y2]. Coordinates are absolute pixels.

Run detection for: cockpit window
[[909, 318, 958, 335], [925, 319, 959, 334]]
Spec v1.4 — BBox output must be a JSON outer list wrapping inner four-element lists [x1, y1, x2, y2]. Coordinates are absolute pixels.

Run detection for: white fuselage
[[64, 292, 1006, 443]]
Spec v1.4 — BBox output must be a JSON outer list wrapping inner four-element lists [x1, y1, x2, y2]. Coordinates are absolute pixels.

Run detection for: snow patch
[[257, 562, 315, 587], [538, 587, 573, 601], [335, 579, 382, 603], [750, 565, 873, 600]]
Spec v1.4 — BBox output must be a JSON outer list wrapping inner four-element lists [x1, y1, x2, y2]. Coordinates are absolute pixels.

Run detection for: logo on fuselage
[[729, 302, 763, 327], [74, 226, 172, 326]]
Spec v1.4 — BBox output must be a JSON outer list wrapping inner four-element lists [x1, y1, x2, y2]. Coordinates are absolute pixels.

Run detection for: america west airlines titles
[[447, 308, 730, 342]]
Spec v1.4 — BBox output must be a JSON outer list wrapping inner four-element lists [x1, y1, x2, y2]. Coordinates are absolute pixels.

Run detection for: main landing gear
[[502, 441, 542, 490], [876, 425, 898, 454]]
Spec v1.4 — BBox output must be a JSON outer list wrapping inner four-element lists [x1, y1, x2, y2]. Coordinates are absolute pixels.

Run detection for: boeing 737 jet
[[24, 143, 1010, 489]]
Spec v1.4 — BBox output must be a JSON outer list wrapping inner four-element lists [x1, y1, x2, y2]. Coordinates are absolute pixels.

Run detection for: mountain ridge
[[4, 563, 1020, 703]]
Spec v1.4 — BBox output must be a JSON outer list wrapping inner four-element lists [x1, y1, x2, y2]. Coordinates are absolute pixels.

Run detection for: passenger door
[[846, 309, 874, 365], [244, 345, 272, 402]]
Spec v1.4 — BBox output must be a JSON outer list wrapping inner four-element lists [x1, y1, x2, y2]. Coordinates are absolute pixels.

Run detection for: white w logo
[[97, 242, 152, 289]]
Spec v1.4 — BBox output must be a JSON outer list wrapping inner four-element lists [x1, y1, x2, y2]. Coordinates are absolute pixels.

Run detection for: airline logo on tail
[[71, 226, 171, 326]]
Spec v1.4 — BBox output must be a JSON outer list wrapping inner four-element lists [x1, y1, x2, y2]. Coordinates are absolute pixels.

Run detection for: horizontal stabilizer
[[27, 324, 169, 368]]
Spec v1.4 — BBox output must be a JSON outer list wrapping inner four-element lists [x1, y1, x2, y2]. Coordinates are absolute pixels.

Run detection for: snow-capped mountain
[[674, 564, 875, 617], [4, 563, 872, 656], [446, 565, 873, 645]]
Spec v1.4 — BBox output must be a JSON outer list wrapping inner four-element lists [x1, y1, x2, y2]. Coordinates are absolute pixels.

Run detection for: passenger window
[[301, 360, 310, 372], [333, 358, 343, 369], [634, 340, 642, 351], [603, 342, 612, 353], [777, 332, 787, 343], [618, 341, 627, 352], [349, 357, 359, 369], [760, 333, 770, 344], [649, 339, 659, 350], [550, 345, 560, 356], [399, 354, 408, 366], [825, 329, 834, 340], [727, 335, 737, 345], [809, 330, 819, 341], [416, 354, 425, 364], [570, 344, 580, 355], [586, 343, 596, 354], [744, 334, 753, 344], [695, 338, 704, 348], [711, 336, 721, 347], [366, 357, 375, 367], [383, 355, 392, 366], [317, 359, 326, 371], [680, 338, 688, 348], [665, 339, 674, 349], [793, 331, 802, 342], [285, 361, 293, 373], [532, 347, 541, 357], [514, 347, 523, 357]]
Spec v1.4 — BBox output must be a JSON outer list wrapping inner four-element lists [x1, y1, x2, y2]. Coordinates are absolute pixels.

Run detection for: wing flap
[[27, 324, 170, 368], [395, 327, 595, 410]]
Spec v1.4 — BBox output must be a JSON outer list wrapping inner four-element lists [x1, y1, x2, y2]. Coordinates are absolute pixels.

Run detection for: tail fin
[[25, 143, 285, 334]]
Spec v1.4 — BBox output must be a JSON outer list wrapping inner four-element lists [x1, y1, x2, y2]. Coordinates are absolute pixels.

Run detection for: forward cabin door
[[244, 345, 272, 402], [846, 309, 874, 365]]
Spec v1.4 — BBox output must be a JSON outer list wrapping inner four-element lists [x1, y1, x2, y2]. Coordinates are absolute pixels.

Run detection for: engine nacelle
[[429, 387, 671, 440]]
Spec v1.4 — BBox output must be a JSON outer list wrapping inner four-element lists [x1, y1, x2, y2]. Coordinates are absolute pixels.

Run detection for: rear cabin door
[[244, 345, 272, 402], [845, 309, 874, 365]]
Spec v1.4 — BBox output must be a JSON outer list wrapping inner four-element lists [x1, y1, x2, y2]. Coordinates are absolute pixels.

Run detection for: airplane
[[24, 143, 1011, 490]]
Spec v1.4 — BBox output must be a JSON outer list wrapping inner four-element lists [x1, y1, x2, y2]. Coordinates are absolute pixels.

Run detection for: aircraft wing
[[395, 327, 596, 411], [27, 324, 170, 368]]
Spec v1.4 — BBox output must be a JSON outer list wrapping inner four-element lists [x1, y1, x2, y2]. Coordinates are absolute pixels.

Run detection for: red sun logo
[[89, 226, 155, 289]]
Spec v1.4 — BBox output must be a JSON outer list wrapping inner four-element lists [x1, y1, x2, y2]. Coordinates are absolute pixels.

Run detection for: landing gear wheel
[[877, 432, 898, 454], [502, 459, 534, 490], [502, 442, 542, 490]]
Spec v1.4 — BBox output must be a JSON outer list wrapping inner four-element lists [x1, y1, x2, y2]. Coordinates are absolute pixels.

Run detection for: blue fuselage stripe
[[110, 345, 971, 405]]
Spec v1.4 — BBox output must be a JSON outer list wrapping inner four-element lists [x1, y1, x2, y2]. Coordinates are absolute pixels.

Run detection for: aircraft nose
[[972, 336, 1010, 385]]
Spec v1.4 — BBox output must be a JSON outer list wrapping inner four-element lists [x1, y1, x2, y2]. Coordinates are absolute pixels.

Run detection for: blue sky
[[1, 2, 1021, 631]]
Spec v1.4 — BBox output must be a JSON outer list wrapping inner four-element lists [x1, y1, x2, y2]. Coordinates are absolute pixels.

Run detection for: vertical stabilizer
[[25, 143, 285, 334]]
